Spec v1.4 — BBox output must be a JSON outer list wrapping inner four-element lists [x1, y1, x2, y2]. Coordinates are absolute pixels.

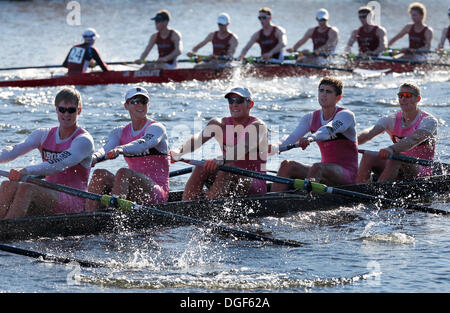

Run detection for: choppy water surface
[[0, 0, 449, 294]]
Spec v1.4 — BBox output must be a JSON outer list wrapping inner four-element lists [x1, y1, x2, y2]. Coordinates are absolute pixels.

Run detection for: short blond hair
[[408, 2, 426, 21], [259, 7, 272, 16]]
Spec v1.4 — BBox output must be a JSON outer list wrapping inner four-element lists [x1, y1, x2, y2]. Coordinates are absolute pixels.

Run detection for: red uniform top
[[256, 27, 281, 59], [156, 30, 176, 65], [312, 26, 331, 51], [408, 25, 429, 49], [357, 25, 380, 53], [62, 42, 110, 74], [212, 31, 232, 56]]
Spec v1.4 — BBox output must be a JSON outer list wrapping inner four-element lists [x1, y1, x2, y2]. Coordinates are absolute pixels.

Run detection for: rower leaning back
[[0, 88, 94, 219], [271, 76, 358, 191], [357, 82, 437, 183], [171, 87, 268, 200], [86, 86, 170, 211]]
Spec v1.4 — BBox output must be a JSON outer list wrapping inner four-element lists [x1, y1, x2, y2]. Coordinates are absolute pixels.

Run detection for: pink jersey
[[390, 111, 435, 176], [310, 107, 358, 184], [41, 127, 90, 214], [120, 121, 170, 203], [222, 117, 266, 195]]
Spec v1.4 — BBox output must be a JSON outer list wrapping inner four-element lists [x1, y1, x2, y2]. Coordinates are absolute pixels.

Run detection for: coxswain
[[437, 8, 450, 51], [186, 13, 238, 69], [136, 10, 182, 70], [62, 28, 110, 74], [170, 87, 268, 200], [286, 9, 339, 65], [357, 82, 437, 183], [271, 77, 358, 192], [344, 6, 387, 56], [388, 2, 433, 61], [238, 7, 287, 62], [86, 86, 170, 211], [0, 88, 94, 219]]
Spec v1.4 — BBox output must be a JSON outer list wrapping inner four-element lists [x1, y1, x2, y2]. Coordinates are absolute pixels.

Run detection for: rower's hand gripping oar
[[180, 159, 449, 216], [358, 149, 450, 173], [0, 170, 305, 247]]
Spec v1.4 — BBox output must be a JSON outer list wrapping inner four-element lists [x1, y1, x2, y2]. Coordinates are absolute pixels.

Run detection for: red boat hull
[[0, 60, 430, 88]]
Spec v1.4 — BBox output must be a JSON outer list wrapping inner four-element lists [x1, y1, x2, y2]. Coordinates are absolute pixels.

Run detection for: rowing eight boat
[[0, 174, 448, 241], [0, 57, 445, 88]]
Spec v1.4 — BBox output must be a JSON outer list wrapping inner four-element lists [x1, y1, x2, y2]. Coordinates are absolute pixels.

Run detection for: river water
[[0, 0, 449, 296]]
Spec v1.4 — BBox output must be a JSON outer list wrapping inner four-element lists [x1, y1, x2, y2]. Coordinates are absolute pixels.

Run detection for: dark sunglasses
[[227, 97, 246, 105], [359, 14, 368, 19], [57, 106, 77, 114], [129, 97, 149, 105], [397, 92, 417, 99], [258, 15, 269, 20]]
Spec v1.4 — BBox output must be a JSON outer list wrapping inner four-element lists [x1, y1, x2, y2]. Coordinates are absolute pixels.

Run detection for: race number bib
[[67, 47, 86, 64]]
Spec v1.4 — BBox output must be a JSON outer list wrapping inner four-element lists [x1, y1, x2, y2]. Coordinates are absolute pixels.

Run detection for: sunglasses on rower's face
[[258, 15, 269, 20], [397, 92, 417, 99], [57, 106, 77, 114], [359, 14, 368, 19], [129, 97, 149, 105], [227, 97, 246, 105]]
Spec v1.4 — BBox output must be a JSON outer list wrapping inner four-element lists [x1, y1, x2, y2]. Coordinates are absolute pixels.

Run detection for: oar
[[368, 56, 450, 67], [0, 170, 304, 247], [0, 61, 141, 71], [180, 159, 449, 216], [244, 58, 390, 75], [358, 149, 450, 172], [0, 243, 106, 268]]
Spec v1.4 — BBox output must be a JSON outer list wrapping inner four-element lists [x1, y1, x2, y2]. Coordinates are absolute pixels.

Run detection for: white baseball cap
[[224, 87, 252, 100], [217, 13, 230, 25], [316, 8, 329, 20], [82, 28, 99, 39], [125, 86, 149, 102]]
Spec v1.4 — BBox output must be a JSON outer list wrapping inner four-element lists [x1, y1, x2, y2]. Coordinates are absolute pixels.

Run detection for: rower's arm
[[0, 129, 45, 163], [188, 32, 214, 56], [373, 27, 388, 55], [172, 118, 222, 158], [438, 28, 447, 49], [288, 28, 313, 52], [423, 27, 433, 50], [227, 34, 239, 57], [121, 123, 167, 155], [91, 47, 110, 71], [139, 33, 157, 61], [344, 30, 358, 53], [280, 113, 312, 146], [238, 32, 258, 59], [388, 25, 409, 47], [357, 124, 385, 145], [388, 129, 434, 153]]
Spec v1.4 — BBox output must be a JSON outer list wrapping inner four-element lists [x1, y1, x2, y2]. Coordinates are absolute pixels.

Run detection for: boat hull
[[0, 175, 448, 241]]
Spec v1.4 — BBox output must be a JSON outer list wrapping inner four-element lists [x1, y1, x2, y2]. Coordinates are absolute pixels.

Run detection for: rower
[[388, 2, 433, 61], [62, 28, 110, 74], [136, 9, 182, 70], [237, 7, 286, 62], [357, 82, 437, 183], [344, 6, 387, 56], [170, 87, 268, 200], [0, 88, 94, 219], [437, 7, 450, 51], [286, 8, 339, 65], [271, 77, 358, 191], [86, 86, 170, 211], [186, 13, 238, 69]]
